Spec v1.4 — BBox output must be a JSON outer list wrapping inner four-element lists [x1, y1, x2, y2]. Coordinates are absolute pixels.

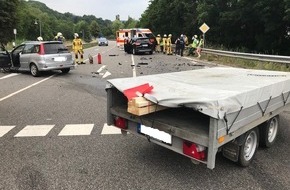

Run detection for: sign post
[[13, 29, 17, 47], [199, 23, 210, 48]]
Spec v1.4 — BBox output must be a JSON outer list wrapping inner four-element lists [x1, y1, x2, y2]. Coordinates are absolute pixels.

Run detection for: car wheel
[[30, 63, 40, 77], [238, 128, 259, 167], [260, 116, 279, 148], [149, 51, 153, 55], [61, 68, 70, 74]]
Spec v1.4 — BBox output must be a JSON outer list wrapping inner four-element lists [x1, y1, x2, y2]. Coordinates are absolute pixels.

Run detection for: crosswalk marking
[[0, 123, 121, 138], [101, 123, 121, 135], [0, 125, 15, 137], [58, 124, 94, 136], [14, 125, 54, 137]]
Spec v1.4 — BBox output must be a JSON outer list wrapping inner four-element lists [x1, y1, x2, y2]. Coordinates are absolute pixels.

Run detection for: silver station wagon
[[7, 41, 74, 77]]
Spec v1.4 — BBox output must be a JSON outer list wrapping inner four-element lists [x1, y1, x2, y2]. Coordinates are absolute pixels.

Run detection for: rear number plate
[[54, 57, 66, 62], [139, 124, 172, 145]]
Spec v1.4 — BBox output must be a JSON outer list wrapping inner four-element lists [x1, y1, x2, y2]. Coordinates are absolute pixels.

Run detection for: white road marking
[[0, 73, 19, 80], [0, 126, 15, 137], [97, 65, 106, 73], [101, 123, 121, 135], [14, 125, 54, 137], [102, 71, 111, 78], [0, 74, 55, 102], [131, 54, 136, 77], [58, 124, 94, 136]]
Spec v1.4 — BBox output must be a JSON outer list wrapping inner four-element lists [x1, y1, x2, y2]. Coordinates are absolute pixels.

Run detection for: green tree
[[124, 17, 138, 28], [111, 19, 124, 34], [0, 0, 19, 44], [75, 20, 91, 42], [89, 20, 100, 38]]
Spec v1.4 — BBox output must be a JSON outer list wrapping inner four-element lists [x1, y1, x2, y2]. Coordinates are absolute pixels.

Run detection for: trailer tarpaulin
[[107, 67, 290, 119]]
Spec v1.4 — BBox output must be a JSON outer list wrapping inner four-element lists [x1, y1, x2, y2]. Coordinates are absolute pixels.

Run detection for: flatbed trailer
[[106, 67, 290, 169]]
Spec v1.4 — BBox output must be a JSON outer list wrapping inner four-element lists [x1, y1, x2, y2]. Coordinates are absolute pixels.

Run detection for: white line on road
[[58, 124, 94, 136], [14, 125, 55, 137], [101, 123, 122, 135], [131, 54, 136, 77], [0, 126, 15, 137], [0, 74, 56, 102], [0, 73, 19, 80]]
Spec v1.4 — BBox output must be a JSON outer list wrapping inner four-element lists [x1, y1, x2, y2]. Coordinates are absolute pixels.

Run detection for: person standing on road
[[196, 35, 204, 58], [163, 34, 167, 54], [167, 34, 173, 55], [54, 32, 65, 42], [72, 33, 84, 65], [155, 34, 161, 53], [179, 34, 185, 57], [175, 37, 181, 55]]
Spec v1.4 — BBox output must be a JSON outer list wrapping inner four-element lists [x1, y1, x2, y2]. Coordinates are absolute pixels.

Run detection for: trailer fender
[[222, 134, 246, 162]]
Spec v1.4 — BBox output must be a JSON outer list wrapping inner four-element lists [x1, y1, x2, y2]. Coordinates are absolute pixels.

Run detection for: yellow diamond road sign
[[199, 23, 210, 33]]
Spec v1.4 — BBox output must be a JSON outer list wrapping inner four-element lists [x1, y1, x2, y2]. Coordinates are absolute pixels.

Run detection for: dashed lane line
[[14, 125, 55, 137], [58, 124, 94, 136], [101, 123, 121, 135], [0, 125, 16, 137]]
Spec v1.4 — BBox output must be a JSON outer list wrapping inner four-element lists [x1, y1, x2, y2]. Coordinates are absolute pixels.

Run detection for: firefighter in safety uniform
[[155, 34, 161, 53], [72, 33, 84, 65], [166, 34, 173, 55], [162, 34, 167, 54], [54, 32, 65, 42]]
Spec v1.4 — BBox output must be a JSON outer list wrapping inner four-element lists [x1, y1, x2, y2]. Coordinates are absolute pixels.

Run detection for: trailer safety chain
[[257, 96, 272, 116], [282, 92, 290, 106], [224, 106, 243, 134]]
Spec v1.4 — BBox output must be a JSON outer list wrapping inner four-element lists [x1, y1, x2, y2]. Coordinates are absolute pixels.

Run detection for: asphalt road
[[0, 41, 289, 190]]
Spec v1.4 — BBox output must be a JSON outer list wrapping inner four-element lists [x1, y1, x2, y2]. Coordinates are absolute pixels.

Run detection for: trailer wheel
[[238, 128, 259, 167], [260, 116, 279, 148]]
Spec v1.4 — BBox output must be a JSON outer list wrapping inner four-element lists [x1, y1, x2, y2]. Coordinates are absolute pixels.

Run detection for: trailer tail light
[[183, 141, 206, 161], [38, 44, 45, 55], [114, 117, 128, 129]]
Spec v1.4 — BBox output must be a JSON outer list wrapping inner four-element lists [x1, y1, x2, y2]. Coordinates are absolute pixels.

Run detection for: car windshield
[[99, 38, 107, 42], [44, 43, 69, 54], [136, 38, 149, 43]]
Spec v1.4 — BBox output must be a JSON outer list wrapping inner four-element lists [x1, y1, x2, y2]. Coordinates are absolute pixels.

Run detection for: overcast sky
[[35, 0, 150, 21]]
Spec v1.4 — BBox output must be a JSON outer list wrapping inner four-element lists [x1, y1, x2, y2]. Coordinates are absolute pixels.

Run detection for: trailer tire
[[260, 116, 279, 148], [238, 128, 259, 167]]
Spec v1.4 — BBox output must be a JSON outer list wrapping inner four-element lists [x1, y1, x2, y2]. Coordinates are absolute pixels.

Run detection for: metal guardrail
[[202, 48, 290, 64]]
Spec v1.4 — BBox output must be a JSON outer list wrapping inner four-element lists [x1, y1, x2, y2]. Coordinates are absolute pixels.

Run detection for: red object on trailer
[[123, 83, 154, 100], [183, 141, 206, 161], [97, 53, 101, 64]]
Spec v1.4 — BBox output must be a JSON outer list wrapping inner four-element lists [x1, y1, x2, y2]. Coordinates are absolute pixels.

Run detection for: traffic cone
[[97, 53, 102, 64]]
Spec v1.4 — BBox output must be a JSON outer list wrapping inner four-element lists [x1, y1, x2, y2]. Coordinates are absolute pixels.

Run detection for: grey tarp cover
[[107, 67, 290, 119]]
